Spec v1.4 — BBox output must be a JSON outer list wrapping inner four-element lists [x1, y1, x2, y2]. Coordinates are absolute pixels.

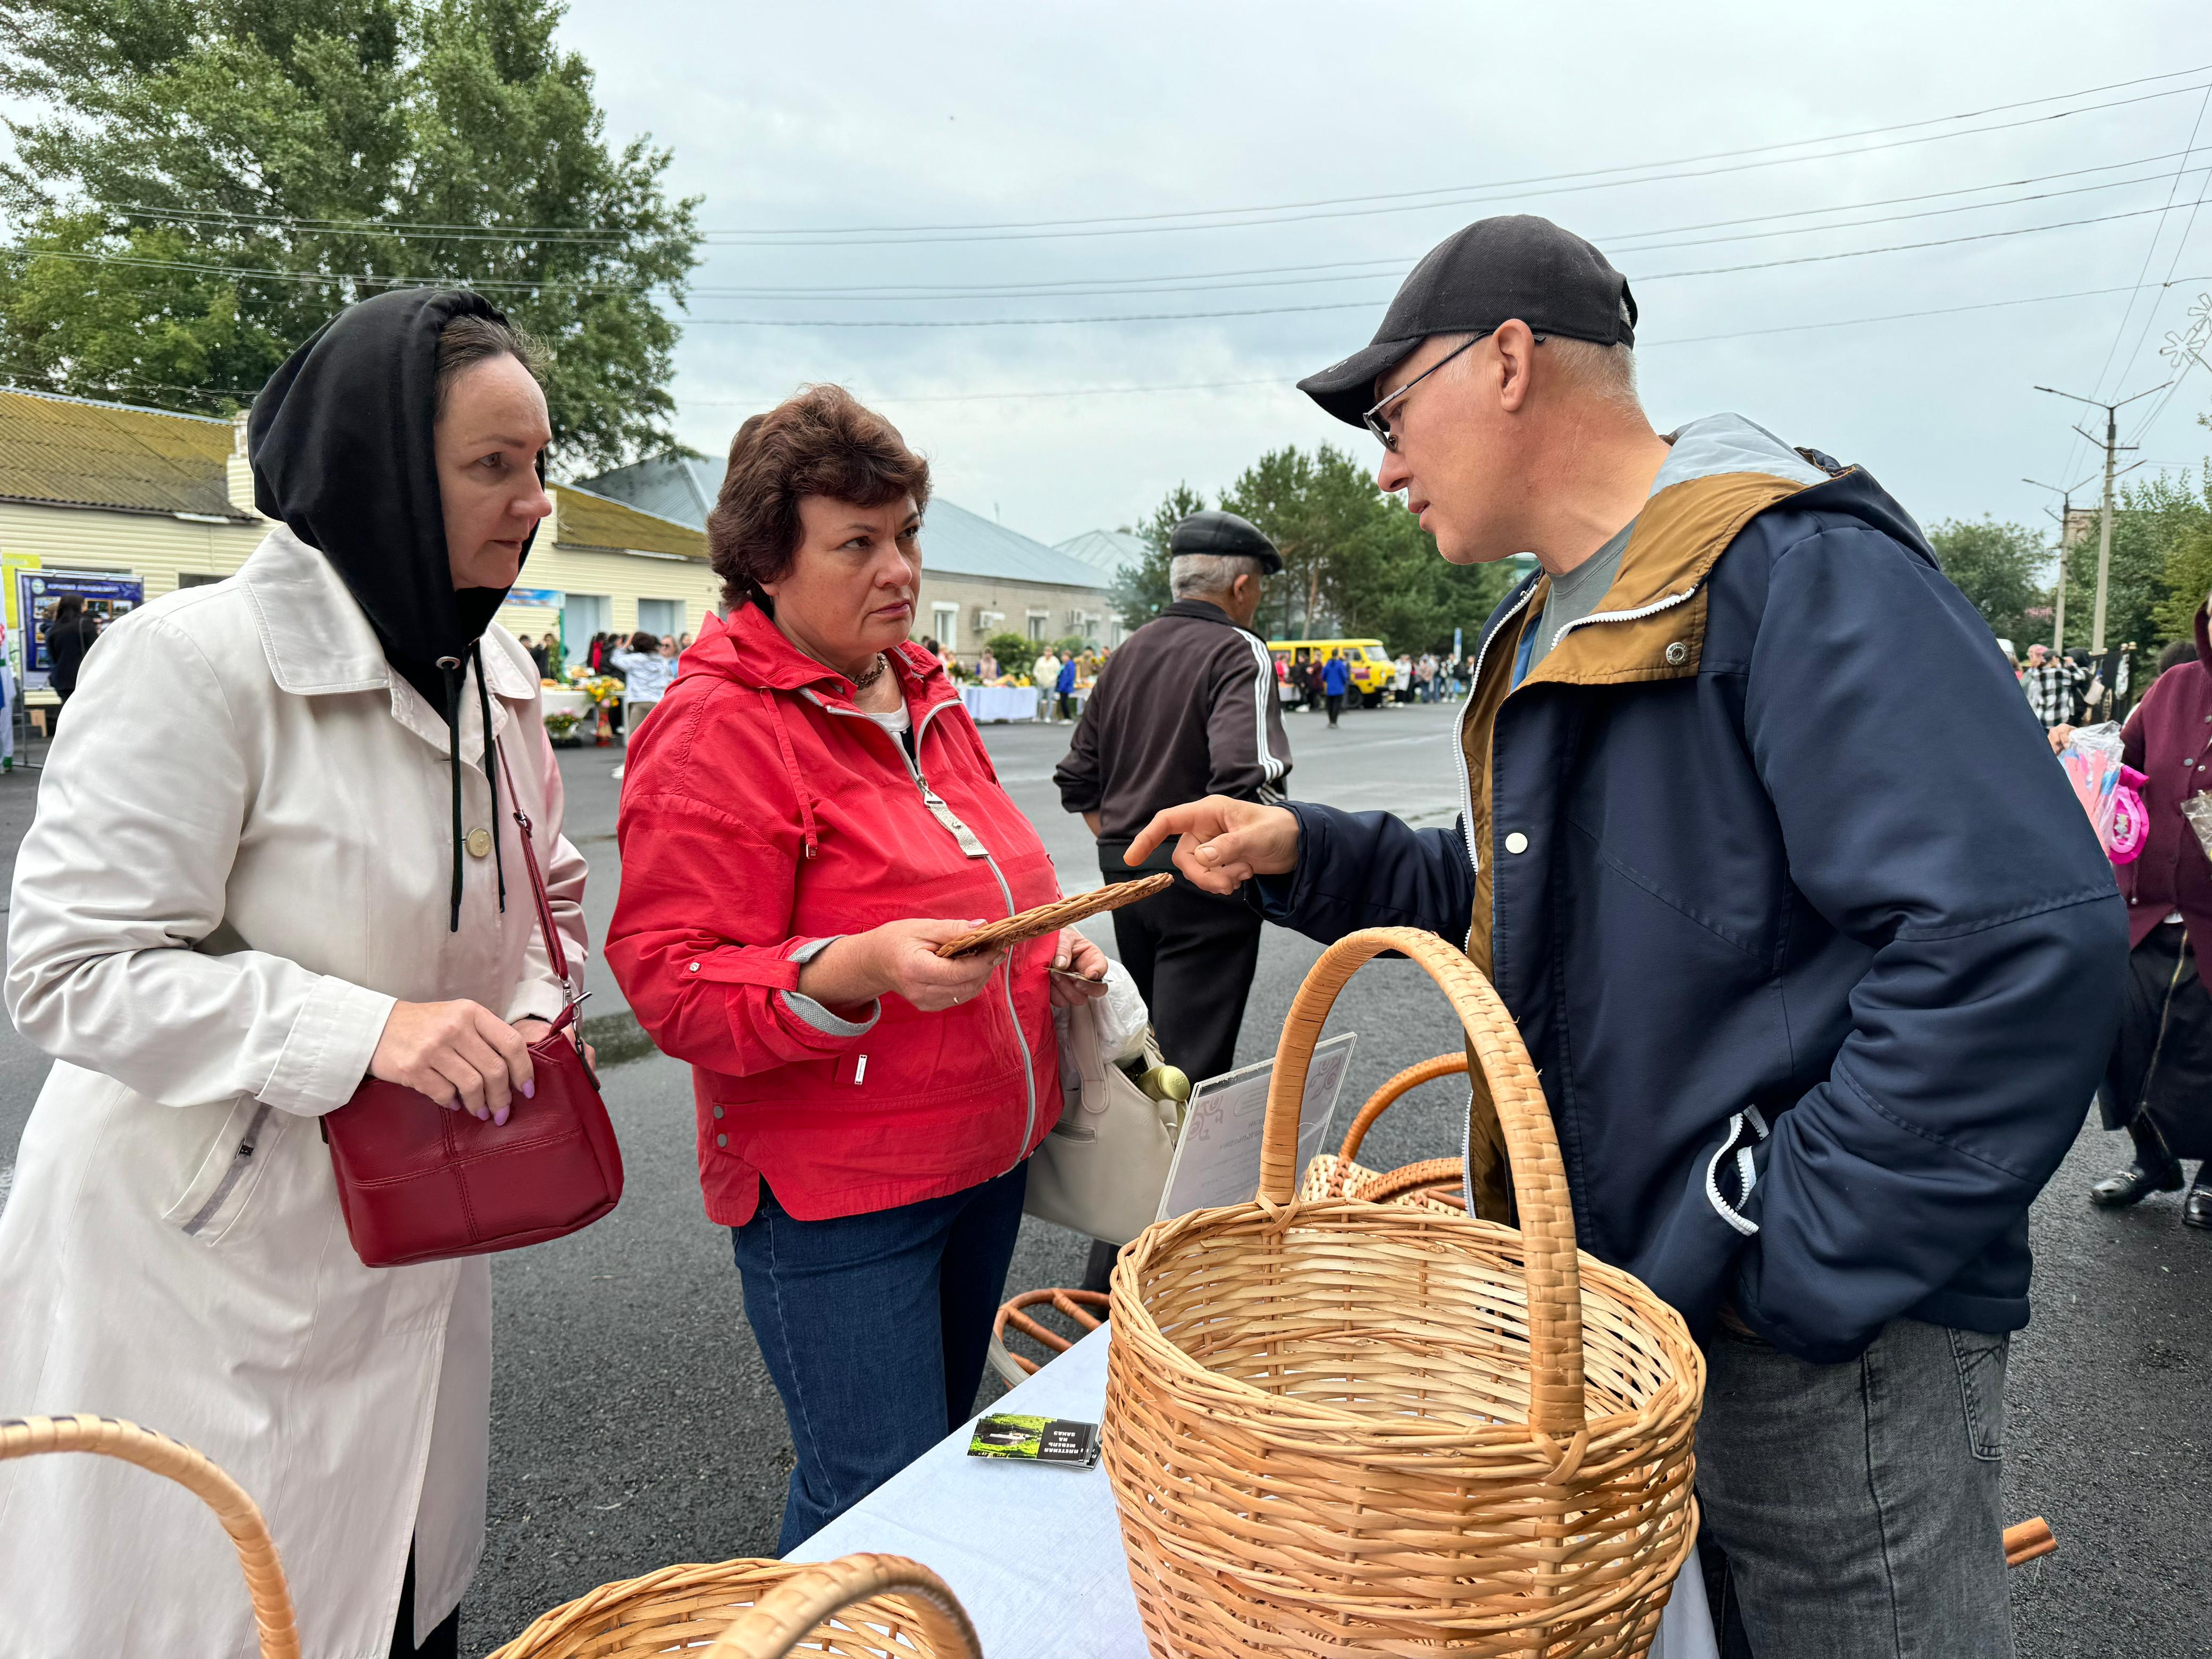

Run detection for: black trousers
[[1324, 692, 1345, 726], [1109, 874, 1263, 1085], [389, 1544, 461, 1659], [2100, 918, 2212, 1162], [1084, 870, 1264, 1290]]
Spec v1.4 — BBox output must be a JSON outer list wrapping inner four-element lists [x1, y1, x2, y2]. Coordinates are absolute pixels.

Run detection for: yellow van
[[1269, 637, 1395, 708]]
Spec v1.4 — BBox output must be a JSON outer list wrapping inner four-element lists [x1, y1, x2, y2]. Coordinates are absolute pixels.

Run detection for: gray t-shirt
[[1530, 517, 1637, 666]]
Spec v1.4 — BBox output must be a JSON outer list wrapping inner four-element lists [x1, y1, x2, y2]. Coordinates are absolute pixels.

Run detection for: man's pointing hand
[[1126, 797, 1300, 896]]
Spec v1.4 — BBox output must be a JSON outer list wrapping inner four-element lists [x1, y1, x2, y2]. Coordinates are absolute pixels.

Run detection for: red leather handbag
[[321, 741, 624, 1267]]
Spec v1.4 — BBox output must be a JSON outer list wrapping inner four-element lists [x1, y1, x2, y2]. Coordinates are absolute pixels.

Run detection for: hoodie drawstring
[[437, 647, 509, 932], [760, 689, 819, 860], [439, 656, 465, 932], [472, 640, 508, 915]]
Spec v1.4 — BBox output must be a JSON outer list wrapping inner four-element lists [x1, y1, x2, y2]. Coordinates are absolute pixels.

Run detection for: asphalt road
[[2, 698, 2207, 1654]]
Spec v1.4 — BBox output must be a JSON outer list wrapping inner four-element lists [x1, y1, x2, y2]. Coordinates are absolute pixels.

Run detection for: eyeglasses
[[1361, 329, 1544, 452]]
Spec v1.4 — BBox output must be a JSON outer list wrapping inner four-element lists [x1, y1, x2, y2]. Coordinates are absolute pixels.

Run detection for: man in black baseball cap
[[1297, 213, 1636, 428], [1121, 215, 2124, 1653]]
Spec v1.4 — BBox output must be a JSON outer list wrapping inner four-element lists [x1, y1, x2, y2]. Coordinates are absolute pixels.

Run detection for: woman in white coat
[[0, 289, 588, 1657]]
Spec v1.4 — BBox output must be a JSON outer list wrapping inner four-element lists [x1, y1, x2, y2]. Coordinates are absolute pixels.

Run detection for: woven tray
[[935, 872, 1172, 958]]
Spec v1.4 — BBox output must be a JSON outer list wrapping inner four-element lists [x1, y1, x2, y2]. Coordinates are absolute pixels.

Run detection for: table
[[961, 685, 1036, 723], [540, 688, 590, 720], [795, 1325, 1715, 1658]]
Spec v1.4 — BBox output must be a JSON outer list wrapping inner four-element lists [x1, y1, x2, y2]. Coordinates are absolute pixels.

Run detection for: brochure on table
[[1154, 1033, 1357, 1222]]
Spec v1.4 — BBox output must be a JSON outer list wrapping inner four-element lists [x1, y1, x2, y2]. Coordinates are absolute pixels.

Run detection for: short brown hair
[[434, 313, 542, 417], [708, 384, 931, 609]]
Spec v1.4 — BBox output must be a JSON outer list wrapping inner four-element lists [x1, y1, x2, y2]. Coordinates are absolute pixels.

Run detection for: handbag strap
[[493, 737, 574, 1001]]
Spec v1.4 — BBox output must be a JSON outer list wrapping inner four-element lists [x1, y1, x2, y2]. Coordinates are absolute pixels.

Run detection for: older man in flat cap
[[1125, 215, 2124, 1655], [1054, 508, 1291, 1082]]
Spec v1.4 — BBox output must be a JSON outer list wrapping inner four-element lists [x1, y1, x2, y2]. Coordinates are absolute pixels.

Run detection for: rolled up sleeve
[[606, 792, 880, 1074]]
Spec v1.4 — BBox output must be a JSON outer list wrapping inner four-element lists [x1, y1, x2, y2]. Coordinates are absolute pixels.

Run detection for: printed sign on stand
[[15, 569, 143, 690], [1153, 1032, 1357, 1222]]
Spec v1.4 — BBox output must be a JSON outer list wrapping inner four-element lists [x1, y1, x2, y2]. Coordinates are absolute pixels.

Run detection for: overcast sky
[[557, 1, 2212, 548]]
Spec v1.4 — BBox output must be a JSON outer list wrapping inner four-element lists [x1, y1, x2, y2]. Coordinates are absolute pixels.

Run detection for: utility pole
[[2022, 473, 2096, 651], [2034, 381, 2168, 653]]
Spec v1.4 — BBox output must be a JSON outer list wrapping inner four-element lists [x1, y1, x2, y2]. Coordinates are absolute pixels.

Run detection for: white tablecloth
[[795, 1324, 1715, 1658], [540, 688, 590, 720], [961, 685, 1036, 723]]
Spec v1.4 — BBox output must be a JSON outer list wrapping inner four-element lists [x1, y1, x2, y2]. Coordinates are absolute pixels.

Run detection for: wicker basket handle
[[700, 1553, 982, 1659], [0, 1413, 300, 1659], [1336, 1050, 1470, 1163], [1259, 927, 1587, 1435]]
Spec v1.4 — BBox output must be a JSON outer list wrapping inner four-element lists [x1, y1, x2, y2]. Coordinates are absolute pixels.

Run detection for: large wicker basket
[[489, 1551, 981, 1659], [1104, 927, 1704, 1658], [0, 1413, 301, 1658]]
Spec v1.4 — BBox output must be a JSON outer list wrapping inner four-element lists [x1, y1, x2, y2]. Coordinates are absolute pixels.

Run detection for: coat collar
[[692, 601, 958, 712], [237, 525, 536, 757], [1509, 415, 1845, 690]]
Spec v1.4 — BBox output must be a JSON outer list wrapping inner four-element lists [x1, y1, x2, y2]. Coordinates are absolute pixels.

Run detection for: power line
[[2121, 177, 2212, 443], [2094, 86, 2212, 404], [676, 159, 2209, 304], [18, 273, 2208, 416], [675, 274, 2212, 408], [705, 70, 2212, 241], [88, 66, 2212, 248], [30, 165, 2206, 308], [675, 149, 2205, 299], [699, 84, 2212, 247], [664, 205, 2212, 325], [7, 197, 2197, 332], [30, 153, 2194, 309]]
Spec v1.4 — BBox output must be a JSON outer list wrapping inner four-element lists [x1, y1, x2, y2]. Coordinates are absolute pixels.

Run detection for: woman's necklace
[[850, 652, 889, 690]]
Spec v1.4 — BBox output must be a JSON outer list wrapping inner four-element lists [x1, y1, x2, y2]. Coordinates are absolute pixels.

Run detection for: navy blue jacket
[[1256, 416, 2126, 1363], [1322, 656, 1351, 696]]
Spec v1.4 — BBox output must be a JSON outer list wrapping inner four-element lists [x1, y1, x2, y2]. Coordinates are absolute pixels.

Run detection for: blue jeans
[[1696, 1318, 2012, 1657], [731, 1162, 1029, 1553]]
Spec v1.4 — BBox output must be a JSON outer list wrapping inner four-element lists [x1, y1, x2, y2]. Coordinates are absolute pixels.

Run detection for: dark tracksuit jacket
[[1054, 599, 1292, 864], [1253, 415, 2126, 1364]]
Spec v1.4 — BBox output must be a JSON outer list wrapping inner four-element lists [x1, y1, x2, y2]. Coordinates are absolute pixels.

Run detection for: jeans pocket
[[1947, 1327, 2009, 1462]]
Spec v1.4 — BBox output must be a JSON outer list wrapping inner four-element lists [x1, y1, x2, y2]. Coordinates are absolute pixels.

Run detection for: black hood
[[247, 287, 537, 712]]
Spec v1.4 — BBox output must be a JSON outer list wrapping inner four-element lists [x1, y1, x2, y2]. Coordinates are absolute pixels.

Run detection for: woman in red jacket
[[607, 386, 1105, 1549]]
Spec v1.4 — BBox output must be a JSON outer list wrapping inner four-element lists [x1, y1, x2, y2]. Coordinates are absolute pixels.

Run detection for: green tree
[[1222, 444, 1509, 653], [2144, 463, 2212, 640], [1109, 482, 1203, 629], [1115, 449, 1510, 655], [0, 0, 699, 470], [1925, 517, 2050, 649], [983, 631, 1031, 672], [2054, 466, 2212, 649]]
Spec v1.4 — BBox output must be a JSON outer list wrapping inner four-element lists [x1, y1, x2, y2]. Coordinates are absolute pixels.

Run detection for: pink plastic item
[[2107, 764, 2150, 864]]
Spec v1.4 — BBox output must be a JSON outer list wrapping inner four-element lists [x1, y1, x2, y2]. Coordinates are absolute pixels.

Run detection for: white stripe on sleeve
[[1244, 633, 1285, 784]]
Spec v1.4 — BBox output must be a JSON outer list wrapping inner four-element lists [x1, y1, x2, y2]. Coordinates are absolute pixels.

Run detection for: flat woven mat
[[936, 872, 1174, 958]]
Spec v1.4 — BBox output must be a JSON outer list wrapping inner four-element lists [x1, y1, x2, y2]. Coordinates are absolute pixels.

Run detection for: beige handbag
[[1027, 994, 1184, 1245]]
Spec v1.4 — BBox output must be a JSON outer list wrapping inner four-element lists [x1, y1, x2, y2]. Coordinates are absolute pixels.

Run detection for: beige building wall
[[0, 431, 720, 674], [917, 572, 1116, 658], [0, 499, 267, 602]]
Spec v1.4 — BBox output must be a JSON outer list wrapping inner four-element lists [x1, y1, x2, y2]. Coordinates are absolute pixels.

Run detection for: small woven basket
[[0, 1413, 301, 1658], [1105, 927, 1703, 1659], [987, 1286, 1111, 1387], [489, 1551, 981, 1659], [1299, 1049, 1471, 1210]]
